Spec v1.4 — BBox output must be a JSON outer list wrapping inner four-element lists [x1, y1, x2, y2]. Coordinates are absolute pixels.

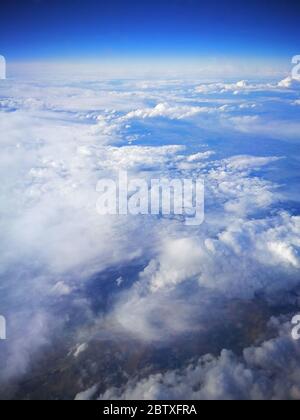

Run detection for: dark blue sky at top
[[0, 0, 299, 61]]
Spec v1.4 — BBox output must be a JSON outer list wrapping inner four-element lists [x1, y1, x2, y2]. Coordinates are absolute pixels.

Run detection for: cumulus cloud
[[108, 212, 300, 343], [196, 77, 300, 95], [145, 238, 204, 292], [0, 75, 300, 400], [278, 76, 300, 89], [195, 80, 275, 95], [99, 319, 300, 400], [75, 384, 98, 401], [153, 213, 300, 294], [123, 103, 216, 120], [99, 145, 185, 171], [104, 151, 298, 343]]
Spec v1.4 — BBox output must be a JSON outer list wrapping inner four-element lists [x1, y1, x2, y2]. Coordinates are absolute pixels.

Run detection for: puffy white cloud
[[99, 145, 185, 171], [278, 76, 300, 89], [187, 151, 215, 162], [0, 75, 300, 399], [106, 148, 298, 340], [123, 103, 216, 120], [75, 384, 98, 401], [146, 238, 204, 292], [196, 77, 300, 95], [99, 319, 300, 400], [107, 210, 300, 344], [195, 80, 275, 95]]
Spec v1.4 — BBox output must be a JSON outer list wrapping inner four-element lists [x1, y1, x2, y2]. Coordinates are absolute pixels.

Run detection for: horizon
[[4, 56, 295, 80]]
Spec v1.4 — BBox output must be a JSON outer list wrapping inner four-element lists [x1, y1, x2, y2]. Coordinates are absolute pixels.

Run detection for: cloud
[[98, 145, 185, 171], [196, 77, 300, 95], [99, 318, 300, 400], [73, 343, 88, 358], [226, 116, 300, 141], [195, 80, 275, 95], [221, 155, 281, 171], [145, 238, 204, 292], [75, 384, 98, 401], [108, 211, 300, 343], [278, 76, 300, 89], [123, 103, 216, 120], [105, 153, 296, 343], [0, 75, 300, 399]]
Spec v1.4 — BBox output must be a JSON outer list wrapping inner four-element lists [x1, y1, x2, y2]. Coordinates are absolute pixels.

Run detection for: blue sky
[[1, 0, 299, 61]]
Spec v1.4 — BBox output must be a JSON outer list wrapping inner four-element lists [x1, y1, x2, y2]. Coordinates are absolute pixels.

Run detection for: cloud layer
[[0, 74, 300, 399]]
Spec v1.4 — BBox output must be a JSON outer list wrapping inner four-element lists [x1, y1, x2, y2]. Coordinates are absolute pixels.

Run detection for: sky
[[0, 0, 299, 63], [1, 0, 300, 401]]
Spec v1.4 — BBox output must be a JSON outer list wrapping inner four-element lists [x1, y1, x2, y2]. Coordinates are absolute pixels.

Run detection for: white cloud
[[278, 76, 300, 89], [196, 77, 300, 95], [75, 384, 98, 401], [222, 155, 281, 171], [99, 319, 300, 400], [145, 238, 204, 292], [107, 211, 300, 344], [123, 103, 215, 120], [195, 80, 275, 95], [99, 145, 185, 171], [226, 115, 300, 141], [0, 75, 300, 399], [73, 343, 88, 358]]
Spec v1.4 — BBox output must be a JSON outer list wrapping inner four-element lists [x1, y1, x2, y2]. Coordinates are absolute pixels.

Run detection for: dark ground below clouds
[[1, 270, 299, 400]]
